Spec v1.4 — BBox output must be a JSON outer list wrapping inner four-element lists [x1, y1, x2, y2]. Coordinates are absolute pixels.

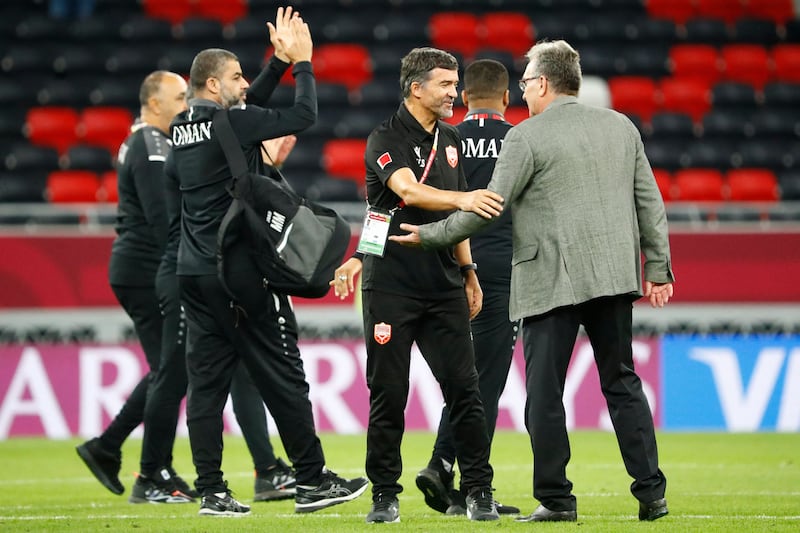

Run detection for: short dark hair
[[189, 48, 238, 93], [463, 59, 509, 101], [139, 70, 169, 107], [525, 40, 581, 96], [399, 47, 458, 98]]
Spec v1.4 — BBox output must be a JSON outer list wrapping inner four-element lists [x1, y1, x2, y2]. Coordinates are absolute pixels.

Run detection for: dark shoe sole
[[76, 443, 124, 495], [254, 489, 296, 502], [415, 468, 451, 513]]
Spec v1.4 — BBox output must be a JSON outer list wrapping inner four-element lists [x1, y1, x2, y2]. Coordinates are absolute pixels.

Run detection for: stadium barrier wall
[[1, 335, 797, 439]]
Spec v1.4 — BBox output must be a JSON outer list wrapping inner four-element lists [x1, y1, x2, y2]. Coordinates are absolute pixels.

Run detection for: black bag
[[213, 109, 350, 300]]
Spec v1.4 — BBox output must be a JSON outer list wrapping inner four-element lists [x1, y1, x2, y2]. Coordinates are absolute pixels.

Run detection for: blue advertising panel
[[662, 335, 800, 431]]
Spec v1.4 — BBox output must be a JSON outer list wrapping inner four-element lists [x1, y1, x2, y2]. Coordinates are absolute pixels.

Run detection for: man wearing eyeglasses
[[391, 40, 674, 524]]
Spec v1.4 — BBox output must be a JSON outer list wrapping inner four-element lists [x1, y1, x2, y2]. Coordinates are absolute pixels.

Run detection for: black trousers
[[180, 274, 324, 495], [521, 295, 666, 511], [362, 289, 493, 497], [432, 287, 518, 468], [102, 284, 162, 451], [140, 269, 277, 477]]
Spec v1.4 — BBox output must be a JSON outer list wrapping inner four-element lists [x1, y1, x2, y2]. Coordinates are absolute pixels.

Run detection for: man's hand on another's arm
[[456, 189, 504, 219], [388, 223, 422, 247]]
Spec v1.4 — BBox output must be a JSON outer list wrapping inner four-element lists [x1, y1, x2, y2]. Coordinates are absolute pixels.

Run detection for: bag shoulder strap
[[212, 109, 249, 183]]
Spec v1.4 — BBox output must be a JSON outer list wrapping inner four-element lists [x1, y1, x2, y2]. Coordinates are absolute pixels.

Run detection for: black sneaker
[[466, 487, 499, 521], [166, 466, 200, 499], [254, 458, 296, 502], [415, 463, 455, 513], [446, 491, 519, 515], [128, 471, 195, 504], [76, 438, 124, 495], [365, 493, 400, 523], [294, 468, 369, 513], [199, 491, 251, 516]]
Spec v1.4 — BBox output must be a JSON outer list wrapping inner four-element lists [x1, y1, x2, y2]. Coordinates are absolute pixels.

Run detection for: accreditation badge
[[356, 207, 392, 257]]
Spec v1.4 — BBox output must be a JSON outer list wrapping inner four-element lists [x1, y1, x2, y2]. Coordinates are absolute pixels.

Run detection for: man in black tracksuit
[[165, 9, 367, 516], [331, 48, 505, 524], [419, 59, 520, 516]]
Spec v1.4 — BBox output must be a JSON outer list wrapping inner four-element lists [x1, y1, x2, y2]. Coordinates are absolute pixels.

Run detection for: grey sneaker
[[128, 471, 195, 504], [294, 468, 368, 513], [199, 491, 251, 516], [366, 493, 400, 523], [466, 487, 499, 521], [415, 464, 454, 513], [254, 458, 296, 502]]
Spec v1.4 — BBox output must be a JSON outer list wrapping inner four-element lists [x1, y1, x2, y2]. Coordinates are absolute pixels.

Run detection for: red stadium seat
[[695, 0, 746, 25], [429, 12, 481, 58], [646, 0, 696, 25], [659, 78, 712, 123], [721, 44, 771, 90], [322, 139, 367, 186], [669, 45, 722, 84], [504, 106, 531, 125], [674, 168, 725, 201], [24, 107, 80, 154], [652, 168, 675, 202], [771, 45, 800, 83], [77, 107, 134, 155], [313, 44, 372, 91], [99, 171, 118, 203], [142, 0, 192, 25], [194, 0, 247, 25], [608, 76, 659, 123], [46, 170, 100, 203], [481, 12, 534, 57], [743, 0, 795, 25], [726, 168, 779, 201]]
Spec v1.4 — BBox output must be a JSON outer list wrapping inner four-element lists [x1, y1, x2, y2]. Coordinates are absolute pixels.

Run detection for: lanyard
[[397, 127, 438, 209]]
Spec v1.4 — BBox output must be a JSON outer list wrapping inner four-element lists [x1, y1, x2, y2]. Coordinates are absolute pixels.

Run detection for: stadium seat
[[142, 0, 192, 25], [119, 16, 173, 43], [24, 107, 79, 154], [52, 45, 102, 75], [701, 109, 752, 138], [682, 18, 729, 45], [105, 45, 162, 75], [695, 0, 745, 25], [659, 78, 712, 123], [652, 168, 675, 201], [668, 45, 721, 84], [622, 44, 671, 77], [78, 107, 134, 154], [721, 44, 771, 90], [3, 143, 60, 173], [711, 82, 758, 110], [737, 139, 796, 169], [481, 12, 534, 56], [315, 83, 350, 107], [321, 14, 378, 43], [732, 18, 780, 44], [726, 168, 779, 201], [644, 139, 691, 171], [673, 168, 725, 201], [195, 0, 247, 26], [313, 44, 372, 91], [372, 14, 429, 45], [580, 45, 624, 78], [0, 172, 46, 202], [777, 170, 800, 200], [771, 45, 800, 83], [685, 139, 736, 168], [174, 17, 224, 42], [332, 111, 378, 138], [45, 170, 100, 203], [762, 82, 800, 109], [99, 170, 118, 203], [646, 0, 695, 25], [63, 145, 114, 172], [429, 12, 481, 59], [578, 76, 611, 109], [0, 108, 25, 143], [305, 174, 362, 202], [36, 76, 96, 107], [321, 139, 367, 186], [649, 112, 695, 139], [89, 76, 143, 109], [504, 106, 531, 125], [749, 109, 800, 138], [352, 78, 401, 109], [743, 0, 795, 25], [626, 18, 678, 45], [1, 45, 54, 74], [608, 76, 659, 123]]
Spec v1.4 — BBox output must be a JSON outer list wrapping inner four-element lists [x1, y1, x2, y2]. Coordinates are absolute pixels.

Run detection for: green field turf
[[0, 431, 797, 531]]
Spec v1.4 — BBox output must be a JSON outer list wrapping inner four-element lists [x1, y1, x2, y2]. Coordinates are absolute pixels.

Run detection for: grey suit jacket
[[420, 96, 674, 321]]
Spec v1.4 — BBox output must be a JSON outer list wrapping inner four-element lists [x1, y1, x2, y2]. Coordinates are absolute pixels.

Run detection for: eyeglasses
[[519, 75, 545, 91]]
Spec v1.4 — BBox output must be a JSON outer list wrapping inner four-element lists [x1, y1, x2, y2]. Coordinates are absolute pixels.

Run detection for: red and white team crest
[[445, 145, 458, 167], [373, 322, 392, 345], [377, 151, 392, 170]]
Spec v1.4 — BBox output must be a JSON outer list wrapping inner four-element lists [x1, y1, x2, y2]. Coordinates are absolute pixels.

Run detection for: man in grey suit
[[391, 40, 674, 523]]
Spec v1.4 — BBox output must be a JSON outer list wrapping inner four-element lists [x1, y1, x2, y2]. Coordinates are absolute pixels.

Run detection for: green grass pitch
[[0, 431, 798, 531]]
